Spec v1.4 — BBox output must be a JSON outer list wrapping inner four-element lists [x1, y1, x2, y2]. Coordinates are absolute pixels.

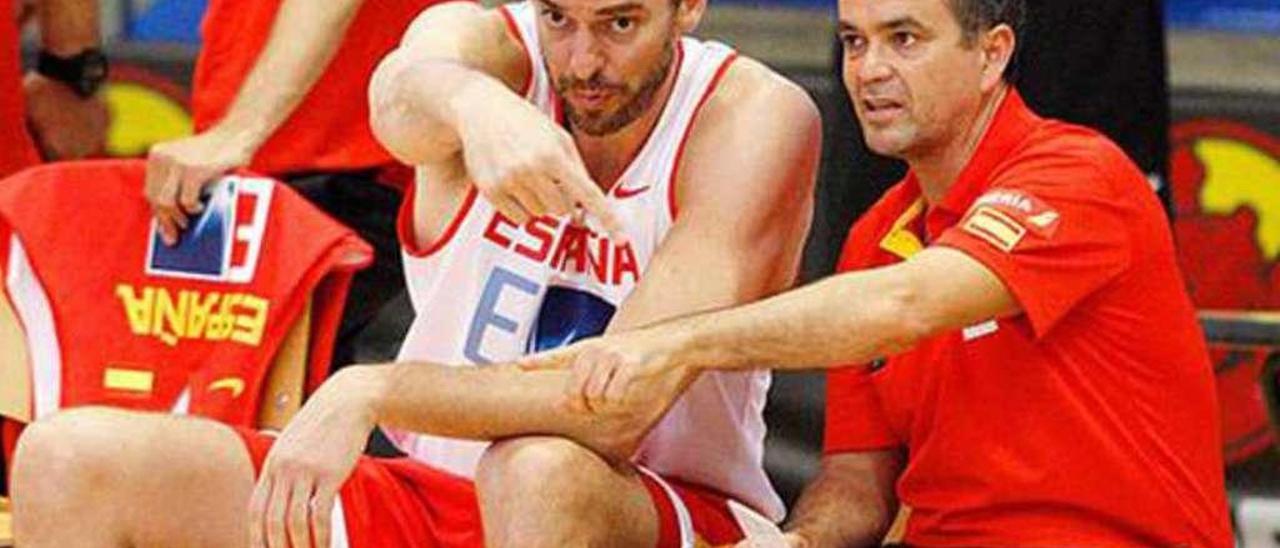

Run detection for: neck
[[571, 53, 681, 191], [911, 83, 1008, 205]]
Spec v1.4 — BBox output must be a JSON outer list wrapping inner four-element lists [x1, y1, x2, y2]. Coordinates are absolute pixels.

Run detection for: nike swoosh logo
[[208, 377, 246, 398], [614, 185, 652, 199]]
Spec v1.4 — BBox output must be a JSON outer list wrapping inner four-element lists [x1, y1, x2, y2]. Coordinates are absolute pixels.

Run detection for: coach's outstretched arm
[[524, 246, 1020, 411], [368, 3, 623, 234], [145, 0, 366, 245]]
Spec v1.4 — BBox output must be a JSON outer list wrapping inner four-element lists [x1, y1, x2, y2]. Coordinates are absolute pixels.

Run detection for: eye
[[542, 9, 568, 28], [610, 16, 634, 33], [892, 31, 917, 48], [840, 33, 866, 55]]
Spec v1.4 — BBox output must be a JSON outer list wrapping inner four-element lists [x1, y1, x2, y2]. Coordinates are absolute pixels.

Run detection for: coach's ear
[[674, 0, 707, 34]]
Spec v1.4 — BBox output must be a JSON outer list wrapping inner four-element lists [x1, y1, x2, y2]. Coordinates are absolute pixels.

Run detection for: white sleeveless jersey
[[391, 1, 783, 519]]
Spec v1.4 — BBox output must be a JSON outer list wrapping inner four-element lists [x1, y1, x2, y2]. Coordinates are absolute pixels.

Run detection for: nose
[[567, 30, 605, 81], [853, 43, 893, 87]]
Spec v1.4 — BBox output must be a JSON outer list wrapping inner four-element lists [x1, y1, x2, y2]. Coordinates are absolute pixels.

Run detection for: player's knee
[[12, 408, 130, 499], [477, 436, 604, 496]]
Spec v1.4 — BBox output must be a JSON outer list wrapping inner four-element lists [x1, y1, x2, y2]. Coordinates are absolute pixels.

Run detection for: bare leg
[[11, 407, 256, 548], [475, 436, 659, 548]]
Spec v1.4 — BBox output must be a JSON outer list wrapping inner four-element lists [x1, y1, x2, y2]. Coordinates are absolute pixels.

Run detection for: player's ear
[[673, 0, 706, 34]]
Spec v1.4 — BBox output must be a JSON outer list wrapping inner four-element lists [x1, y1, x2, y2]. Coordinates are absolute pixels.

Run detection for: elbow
[[368, 51, 410, 158], [368, 50, 444, 165]]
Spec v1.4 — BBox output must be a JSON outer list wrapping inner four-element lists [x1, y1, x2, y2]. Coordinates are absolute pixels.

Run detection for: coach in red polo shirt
[[525, 0, 1233, 545]]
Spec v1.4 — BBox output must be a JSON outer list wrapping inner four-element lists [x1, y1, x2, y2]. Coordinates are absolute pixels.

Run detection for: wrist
[[36, 48, 107, 98], [336, 365, 389, 425], [207, 119, 269, 157]]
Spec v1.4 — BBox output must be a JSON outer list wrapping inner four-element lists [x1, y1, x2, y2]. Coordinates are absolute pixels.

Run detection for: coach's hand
[[145, 127, 255, 245], [452, 89, 626, 241], [248, 366, 380, 548], [520, 328, 697, 421]]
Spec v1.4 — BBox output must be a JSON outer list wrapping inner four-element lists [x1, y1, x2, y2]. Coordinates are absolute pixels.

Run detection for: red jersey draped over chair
[[0, 160, 371, 473]]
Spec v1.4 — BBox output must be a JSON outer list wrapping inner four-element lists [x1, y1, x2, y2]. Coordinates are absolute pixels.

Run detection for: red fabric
[[637, 472, 745, 547], [191, 0, 453, 176], [0, 0, 40, 180], [234, 428, 484, 548], [2, 420, 22, 488], [824, 90, 1232, 546], [235, 427, 743, 547], [0, 160, 371, 426]]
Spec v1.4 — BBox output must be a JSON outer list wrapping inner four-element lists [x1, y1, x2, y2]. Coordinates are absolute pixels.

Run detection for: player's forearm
[[210, 0, 363, 150], [36, 0, 98, 55], [356, 362, 639, 455]]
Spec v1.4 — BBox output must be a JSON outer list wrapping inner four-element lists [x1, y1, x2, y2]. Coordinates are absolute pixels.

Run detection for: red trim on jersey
[[398, 182, 479, 259], [497, 5, 535, 98], [667, 52, 738, 220]]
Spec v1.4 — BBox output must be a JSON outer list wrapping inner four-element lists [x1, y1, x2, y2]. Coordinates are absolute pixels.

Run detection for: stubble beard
[[557, 40, 676, 137]]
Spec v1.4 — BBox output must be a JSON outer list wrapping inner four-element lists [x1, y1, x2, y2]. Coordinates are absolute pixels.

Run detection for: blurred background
[[30, 0, 1280, 540]]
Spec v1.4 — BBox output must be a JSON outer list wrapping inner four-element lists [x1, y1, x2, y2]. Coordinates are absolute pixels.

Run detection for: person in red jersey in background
[[144, 0, 452, 368], [525, 0, 1234, 545], [0, 0, 106, 180]]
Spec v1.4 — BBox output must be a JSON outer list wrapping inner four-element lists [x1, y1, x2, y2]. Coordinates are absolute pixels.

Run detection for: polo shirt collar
[[915, 87, 1039, 240]]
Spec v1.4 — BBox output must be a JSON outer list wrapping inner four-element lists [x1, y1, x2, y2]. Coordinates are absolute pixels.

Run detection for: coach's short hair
[[948, 0, 1026, 80]]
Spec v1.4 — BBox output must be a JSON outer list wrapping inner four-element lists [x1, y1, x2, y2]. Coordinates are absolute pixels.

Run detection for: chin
[[863, 132, 910, 159]]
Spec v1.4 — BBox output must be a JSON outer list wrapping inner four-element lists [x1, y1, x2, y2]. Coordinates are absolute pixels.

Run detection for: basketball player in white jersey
[[9, 0, 820, 546]]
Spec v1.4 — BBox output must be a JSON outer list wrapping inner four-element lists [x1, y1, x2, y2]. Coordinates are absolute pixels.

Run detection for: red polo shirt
[[0, 0, 40, 180], [191, 0, 448, 178], [825, 90, 1231, 546]]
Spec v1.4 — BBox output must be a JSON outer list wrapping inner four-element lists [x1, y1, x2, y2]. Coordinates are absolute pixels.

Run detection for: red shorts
[[235, 429, 746, 547]]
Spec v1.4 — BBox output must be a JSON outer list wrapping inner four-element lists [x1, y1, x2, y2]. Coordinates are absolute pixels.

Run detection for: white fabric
[[392, 1, 782, 520], [6, 234, 62, 420], [330, 494, 350, 548]]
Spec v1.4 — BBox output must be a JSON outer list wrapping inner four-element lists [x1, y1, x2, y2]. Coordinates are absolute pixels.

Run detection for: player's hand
[[248, 367, 380, 548], [452, 89, 626, 241], [23, 72, 108, 161], [520, 328, 698, 420], [145, 127, 255, 245]]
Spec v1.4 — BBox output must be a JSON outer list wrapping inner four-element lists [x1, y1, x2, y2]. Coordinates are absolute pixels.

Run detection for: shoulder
[[672, 52, 821, 220], [995, 119, 1144, 199], [696, 54, 820, 138], [680, 53, 820, 181]]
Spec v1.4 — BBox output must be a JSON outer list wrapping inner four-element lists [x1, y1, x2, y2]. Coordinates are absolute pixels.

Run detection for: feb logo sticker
[[962, 189, 1061, 252], [145, 176, 274, 283]]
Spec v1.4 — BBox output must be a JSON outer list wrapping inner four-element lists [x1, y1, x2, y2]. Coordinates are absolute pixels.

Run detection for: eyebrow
[[879, 16, 926, 32], [596, 2, 645, 17], [837, 15, 927, 33], [536, 0, 645, 17]]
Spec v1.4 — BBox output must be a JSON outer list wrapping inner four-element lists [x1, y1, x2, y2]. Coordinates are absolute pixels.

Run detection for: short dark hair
[[947, 0, 1026, 80]]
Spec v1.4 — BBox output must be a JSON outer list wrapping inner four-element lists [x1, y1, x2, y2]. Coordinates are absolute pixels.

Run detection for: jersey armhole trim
[[399, 185, 480, 259], [667, 53, 739, 221]]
